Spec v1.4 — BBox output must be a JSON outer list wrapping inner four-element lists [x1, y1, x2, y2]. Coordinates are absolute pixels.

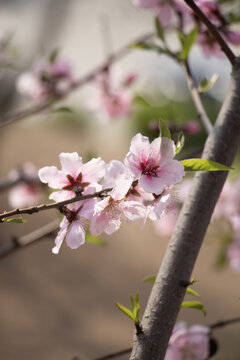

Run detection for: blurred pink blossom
[[8, 163, 41, 208], [165, 321, 210, 360], [227, 240, 240, 274], [16, 57, 74, 103], [89, 68, 135, 123]]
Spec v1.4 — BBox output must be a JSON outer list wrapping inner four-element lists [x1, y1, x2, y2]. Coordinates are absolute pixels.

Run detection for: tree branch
[[210, 317, 240, 330], [0, 219, 59, 260], [0, 32, 154, 128], [90, 348, 131, 360], [0, 188, 112, 222], [129, 58, 240, 360], [184, 0, 235, 65], [184, 59, 213, 134]]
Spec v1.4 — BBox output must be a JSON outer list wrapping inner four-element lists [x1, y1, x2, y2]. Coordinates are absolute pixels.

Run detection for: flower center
[[62, 172, 90, 195], [140, 160, 159, 177]]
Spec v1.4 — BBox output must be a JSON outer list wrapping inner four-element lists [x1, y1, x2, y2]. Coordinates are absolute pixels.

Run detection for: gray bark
[[130, 58, 240, 360]]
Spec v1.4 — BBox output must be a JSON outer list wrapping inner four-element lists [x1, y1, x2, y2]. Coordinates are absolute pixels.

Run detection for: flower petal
[[59, 152, 83, 177], [82, 157, 105, 183], [38, 166, 67, 188], [65, 221, 86, 249]]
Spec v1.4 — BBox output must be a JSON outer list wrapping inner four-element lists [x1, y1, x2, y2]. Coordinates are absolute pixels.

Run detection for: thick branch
[[129, 59, 240, 360], [0, 32, 154, 128], [184, 0, 235, 65], [184, 60, 213, 134], [0, 188, 111, 221], [0, 219, 59, 259]]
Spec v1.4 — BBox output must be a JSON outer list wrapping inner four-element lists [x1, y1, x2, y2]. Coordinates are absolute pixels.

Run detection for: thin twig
[[210, 317, 240, 330], [184, 59, 213, 134], [0, 188, 112, 221], [90, 348, 131, 360], [0, 174, 41, 193], [0, 32, 154, 128], [0, 219, 59, 260], [184, 0, 235, 66]]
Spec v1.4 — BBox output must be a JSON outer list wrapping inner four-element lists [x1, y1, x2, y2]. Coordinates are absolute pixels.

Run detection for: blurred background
[[0, 0, 239, 359]]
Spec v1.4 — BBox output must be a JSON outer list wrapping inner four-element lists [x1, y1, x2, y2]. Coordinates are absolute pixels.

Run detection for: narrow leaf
[[178, 27, 198, 59], [155, 17, 164, 41], [5, 218, 27, 223], [180, 159, 233, 171], [143, 275, 156, 284], [49, 48, 59, 63], [53, 106, 74, 113], [131, 42, 167, 55], [181, 301, 206, 315], [189, 278, 198, 285], [186, 288, 200, 297], [160, 119, 171, 139], [116, 302, 135, 322], [198, 73, 219, 93], [175, 132, 185, 155], [85, 232, 106, 246]]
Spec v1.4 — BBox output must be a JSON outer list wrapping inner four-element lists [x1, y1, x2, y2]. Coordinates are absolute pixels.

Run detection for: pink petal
[[90, 207, 110, 236], [82, 157, 105, 183], [38, 166, 67, 188], [157, 5, 173, 28], [104, 160, 125, 187], [110, 174, 133, 200], [65, 221, 86, 249], [129, 133, 151, 162], [132, 0, 159, 9], [124, 152, 142, 178], [157, 160, 185, 187], [49, 190, 75, 202], [52, 219, 68, 254], [59, 152, 83, 177], [139, 174, 166, 194]]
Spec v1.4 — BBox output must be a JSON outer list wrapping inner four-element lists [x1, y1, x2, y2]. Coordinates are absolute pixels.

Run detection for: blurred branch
[[184, 0, 235, 65], [184, 59, 213, 134], [90, 348, 131, 360], [0, 219, 59, 260], [0, 32, 154, 128], [0, 188, 112, 222], [0, 174, 40, 193], [210, 317, 240, 330]]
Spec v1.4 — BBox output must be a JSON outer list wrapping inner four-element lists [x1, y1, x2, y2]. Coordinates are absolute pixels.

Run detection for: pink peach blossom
[[38, 152, 105, 202], [90, 174, 145, 236], [52, 198, 96, 254], [227, 240, 240, 274], [165, 321, 210, 360], [16, 57, 74, 103], [124, 133, 184, 195]]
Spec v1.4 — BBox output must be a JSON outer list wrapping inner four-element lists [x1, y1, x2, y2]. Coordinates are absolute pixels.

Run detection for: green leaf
[[143, 275, 156, 284], [178, 27, 198, 59], [180, 159, 233, 171], [49, 48, 59, 63], [53, 106, 74, 113], [134, 95, 152, 108], [181, 301, 206, 315], [116, 302, 135, 322], [198, 73, 219, 93], [131, 42, 167, 55], [116, 294, 140, 325], [186, 288, 200, 297], [85, 232, 106, 246], [160, 119, 171, 139], [189, 278, 198, 285], [175, 132, 185, 155], [155, 17, 164, 41], [4, 218, 27, 223]]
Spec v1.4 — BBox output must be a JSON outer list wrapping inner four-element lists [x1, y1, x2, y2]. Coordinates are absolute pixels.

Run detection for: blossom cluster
[[16, 54, 74, 103], [165, 321, 211, 360], [88, 67, 136, 123], [132, 0, 240, 58], [38, 133, 184, 254], [154, 175, 240, 274]]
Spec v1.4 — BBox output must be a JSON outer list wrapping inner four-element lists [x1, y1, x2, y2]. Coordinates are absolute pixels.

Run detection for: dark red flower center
[[62, 172, 90, 194]]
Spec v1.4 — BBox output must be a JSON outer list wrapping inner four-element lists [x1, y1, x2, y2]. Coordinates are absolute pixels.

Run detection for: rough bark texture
[[130, 58, 240, 360]]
